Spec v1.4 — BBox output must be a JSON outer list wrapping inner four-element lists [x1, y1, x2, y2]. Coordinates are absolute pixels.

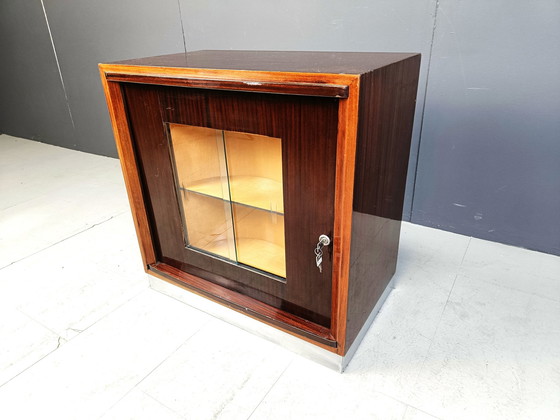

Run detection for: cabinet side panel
[[345, 56, 421, 349]]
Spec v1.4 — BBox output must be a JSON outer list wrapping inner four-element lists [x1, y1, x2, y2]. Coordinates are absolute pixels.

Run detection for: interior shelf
[[197, 237, 286, 278], [184, 175, 284, 213], [169, 122, 285, 278]]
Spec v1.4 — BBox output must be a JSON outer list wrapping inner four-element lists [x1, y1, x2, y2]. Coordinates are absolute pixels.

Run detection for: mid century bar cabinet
[[99, 50, 420, 370]]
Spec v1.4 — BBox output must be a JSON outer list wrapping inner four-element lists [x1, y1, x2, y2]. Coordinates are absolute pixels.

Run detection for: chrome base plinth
[[149, 276, 394, 372]]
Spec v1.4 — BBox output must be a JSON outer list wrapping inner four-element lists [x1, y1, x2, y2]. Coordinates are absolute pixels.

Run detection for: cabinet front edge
[[150, 262, 338, 350]]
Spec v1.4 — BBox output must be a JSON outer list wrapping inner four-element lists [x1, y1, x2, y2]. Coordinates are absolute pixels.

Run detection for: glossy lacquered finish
[[346, 56, 421, 349], [99, 50, 420, 357], [122, 83, 338, 327]]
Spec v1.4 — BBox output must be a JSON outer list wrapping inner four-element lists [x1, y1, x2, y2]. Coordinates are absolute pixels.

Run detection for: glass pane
[[170, 124, 231, 200], [181, 192, 237, 260], [168, 123, 286, 279], [223, 131, 284, 213], [232, 204, 286, 278], [168, 124, 236, 260], [224, 131, 285, 276]]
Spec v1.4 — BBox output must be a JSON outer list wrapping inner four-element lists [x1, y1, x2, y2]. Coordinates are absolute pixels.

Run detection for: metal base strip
[[149, 276, 394, 373], [340, 277, 395, 371]]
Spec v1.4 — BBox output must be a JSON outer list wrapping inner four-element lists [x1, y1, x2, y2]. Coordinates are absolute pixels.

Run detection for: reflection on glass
[[168, 123, 286, 278]]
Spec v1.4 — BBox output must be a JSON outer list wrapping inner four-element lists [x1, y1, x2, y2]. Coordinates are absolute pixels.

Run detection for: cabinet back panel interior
[[122, 83, 339, 327]]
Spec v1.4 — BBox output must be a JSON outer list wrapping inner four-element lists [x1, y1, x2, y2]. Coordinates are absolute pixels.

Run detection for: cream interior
[[169, 123, 286, 278]]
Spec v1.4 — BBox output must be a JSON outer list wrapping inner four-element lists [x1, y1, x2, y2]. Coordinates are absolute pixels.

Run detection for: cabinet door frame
[[99, 65, 360, 355], [123, 83, 339, 327]]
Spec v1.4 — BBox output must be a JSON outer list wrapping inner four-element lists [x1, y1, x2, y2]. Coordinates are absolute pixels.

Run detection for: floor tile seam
[[357, 385, 427, 418], [17, 288, 204, 418], [456, 271, 560, 304], [69, 286, 152, 337], [245, 357, 294, 420], [342, 339, 438, 412], [90, 265, 150, 281], [408, 273, 459, 390], [125, 321, 215, 412], [141, 390, 186, 419], [431, 273, 459, 341], [62, 290, 207, 419], [459, 236, 472, 266], [395, 260, 461, 279], [0, 333, 61, 390], [0, 211, 128, 271], [0, 196, 45, 212], [16, 307, 65, 339], [97, 376, 186, 420], [402, 403, 443, 420], [11, 286, 151, 362], [64, 284, 153, 333]]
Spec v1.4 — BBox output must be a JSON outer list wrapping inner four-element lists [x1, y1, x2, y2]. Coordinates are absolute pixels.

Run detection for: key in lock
[[314, 234, 331, 273]]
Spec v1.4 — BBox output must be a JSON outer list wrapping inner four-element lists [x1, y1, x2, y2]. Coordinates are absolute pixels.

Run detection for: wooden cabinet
[[100, 50, 420, 368]]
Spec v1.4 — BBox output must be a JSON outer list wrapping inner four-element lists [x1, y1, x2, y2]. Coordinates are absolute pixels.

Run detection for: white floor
[[0, 134, 558, 420]]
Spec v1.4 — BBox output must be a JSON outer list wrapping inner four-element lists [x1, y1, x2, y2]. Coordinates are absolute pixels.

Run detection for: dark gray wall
[[0, 2, 75, 148], [41, 0, 186, 156], [1, 1, 559, 256], [412, 0, 560, 255], [178, 0, 437, 223]]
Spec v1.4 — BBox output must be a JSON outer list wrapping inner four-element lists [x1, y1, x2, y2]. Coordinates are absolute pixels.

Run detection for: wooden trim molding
[[331, 77, 361, 355], [99, 64, 358, 85], [100, 63, 359, 351], [150, 262, 337, 349], [105, 73, 349, 98], [99, 67, 157, 268]]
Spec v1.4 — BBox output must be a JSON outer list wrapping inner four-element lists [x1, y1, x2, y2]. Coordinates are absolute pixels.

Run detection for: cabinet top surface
[[105, 50, 419, 75]]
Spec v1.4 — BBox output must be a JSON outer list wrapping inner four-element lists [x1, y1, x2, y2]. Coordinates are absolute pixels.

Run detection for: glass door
[[122, 83, 338, 327], [168, 123, 286, 279]]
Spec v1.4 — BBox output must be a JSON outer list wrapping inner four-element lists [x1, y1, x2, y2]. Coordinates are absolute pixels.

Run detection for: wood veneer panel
[[122, 83, 338, 328], [331, 78, 360, 355], [150, 262, 337, 348], [99, 71, 156, 268], [106, 73, 348, 98], [345, 55, 421, 349], [207, 89, 339, 325], [101, 51, 421, 357], [352, 55, 421, 220], [110, 50, 419, 75]]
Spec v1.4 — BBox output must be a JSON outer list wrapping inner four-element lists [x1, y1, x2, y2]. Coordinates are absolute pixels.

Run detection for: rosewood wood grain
[[159, 256, 331, 328], [352, 56, 421, 220], [122, 83, 338, 328], [100, 51, 421, 358], [124, 83, 291, 311], [150, 262, 337, 347], [331, 78, 361, 356], [106, 73, 349, 98], [109, 50, 419, 75], [99, 70, 156, 269], [345, 55, 421, 349], [100, 63, 358, 91], [206, 89, 339, 325]]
